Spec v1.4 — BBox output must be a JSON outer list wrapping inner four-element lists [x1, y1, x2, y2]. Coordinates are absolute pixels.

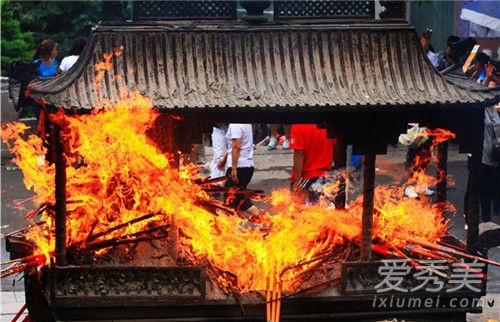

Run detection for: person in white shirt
[[210, 124, 228, 178], [60, 37, 87, 72], [218, 123, 260, 216]]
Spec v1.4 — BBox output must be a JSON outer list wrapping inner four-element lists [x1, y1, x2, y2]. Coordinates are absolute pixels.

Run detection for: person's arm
[[231, 138, 241, 183], [292, 150, 304, 191]]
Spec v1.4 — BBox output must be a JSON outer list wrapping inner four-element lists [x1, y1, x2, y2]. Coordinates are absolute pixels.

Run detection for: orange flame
[[407, 127, 456, 191], [1, 92, 452, 292]]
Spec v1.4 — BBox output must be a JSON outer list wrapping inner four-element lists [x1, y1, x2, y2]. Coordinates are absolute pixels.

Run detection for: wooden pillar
[[466, 153, 481, 250], [172, 120, 182, 169], [466, 149, 482, 251], [465, 111, 484, 251], [53, 123, 67, 266], [147, 113, 182, 168], [164, 115, 182, 169], [334, 139, 347, 209], [361, 153, 376, 261], [436, 141, 448, 203]]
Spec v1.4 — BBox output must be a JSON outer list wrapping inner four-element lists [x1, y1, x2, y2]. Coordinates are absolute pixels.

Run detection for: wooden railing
[[101, 1, 406, 23]]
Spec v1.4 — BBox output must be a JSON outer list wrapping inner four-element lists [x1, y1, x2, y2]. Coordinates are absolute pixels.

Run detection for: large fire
[[1, 91, 451, 292], [1, 46, 467, 294]]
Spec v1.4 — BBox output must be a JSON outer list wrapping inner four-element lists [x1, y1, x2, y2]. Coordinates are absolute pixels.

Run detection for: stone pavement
[[467, 294, 500, 321], [0, 291, 27, 322]]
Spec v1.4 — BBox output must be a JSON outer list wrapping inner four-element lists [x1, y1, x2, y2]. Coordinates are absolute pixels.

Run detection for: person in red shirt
[[290, 124, 336, 203]]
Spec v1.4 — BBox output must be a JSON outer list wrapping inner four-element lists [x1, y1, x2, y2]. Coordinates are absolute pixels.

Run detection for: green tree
[[12, 0, 102, 60], [1, 0, 35, 75], [0, 0, 103, 75]]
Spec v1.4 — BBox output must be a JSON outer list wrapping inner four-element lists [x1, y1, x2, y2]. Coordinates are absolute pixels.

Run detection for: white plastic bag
[[399, 124, 429, 149]]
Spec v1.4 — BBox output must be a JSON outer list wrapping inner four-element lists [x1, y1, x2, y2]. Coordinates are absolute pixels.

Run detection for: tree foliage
[[1, 0, 102, 75], [1, 0, 35, 75]]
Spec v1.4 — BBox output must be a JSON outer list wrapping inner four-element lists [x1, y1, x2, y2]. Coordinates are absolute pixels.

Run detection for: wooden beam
[[361, 153, 376, 261]]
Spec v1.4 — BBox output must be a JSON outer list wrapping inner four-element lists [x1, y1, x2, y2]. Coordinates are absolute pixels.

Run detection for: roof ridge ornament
[[379, 1, 407, 20], [241, 1, 271, 23]]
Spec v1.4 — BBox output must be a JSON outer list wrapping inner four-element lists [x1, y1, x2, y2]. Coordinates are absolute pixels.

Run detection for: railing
[[274, 1, 375, 20], [133, 1, 237, 21], [101, 0, 407, 23]]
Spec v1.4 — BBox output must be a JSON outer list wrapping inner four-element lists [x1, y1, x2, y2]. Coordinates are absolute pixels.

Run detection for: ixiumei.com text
[[372, 295, 492, 309]]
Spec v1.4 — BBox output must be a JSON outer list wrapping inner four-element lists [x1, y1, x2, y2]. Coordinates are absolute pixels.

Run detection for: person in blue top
[[31, 39, 58, 123], [33, 39, 59, 77]]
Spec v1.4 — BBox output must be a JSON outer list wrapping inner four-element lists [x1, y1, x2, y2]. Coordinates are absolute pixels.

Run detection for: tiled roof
[[28, 22, 498, 110]]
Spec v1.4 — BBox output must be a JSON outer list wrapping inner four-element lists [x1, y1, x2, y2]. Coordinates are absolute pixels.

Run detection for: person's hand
[[291, 179, 308, 204], [231, 168, 238, 183], [485, 62, 495, 78], [217, 152, 228, 170], [217, 158, 226, 170]]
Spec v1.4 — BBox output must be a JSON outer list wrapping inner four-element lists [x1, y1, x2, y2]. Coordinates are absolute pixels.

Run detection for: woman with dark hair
[[30, 39, 58, 126], [60, 37, 87, 72], [33, 39, 58, 77], [437, 35, 460, 71], [440, 37, 478, 75], [449, 37, 478, 65]]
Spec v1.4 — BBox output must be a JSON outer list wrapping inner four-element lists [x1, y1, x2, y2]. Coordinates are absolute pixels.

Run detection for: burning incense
[[0, 221, 46, 239], [275, 278, 282, 322], [86, 213, 157, 243], [195, 176, 228, 185], [265, 272, 283, 322], [265, 276, 271, 322], [0, 254, 46, 278], [270, 274, 277, 322], [10, 304, 26, 322], [407, 237, 500, 267]]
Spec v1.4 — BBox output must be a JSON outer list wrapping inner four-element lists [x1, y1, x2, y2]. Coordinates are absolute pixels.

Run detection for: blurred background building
[[410, 0, 499, 59]]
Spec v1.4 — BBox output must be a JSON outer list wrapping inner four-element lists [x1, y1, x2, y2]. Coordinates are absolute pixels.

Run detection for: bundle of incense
[[266, 276, 271, 322], [265, 274, 282, 322], [0, 254, 46, 268], [371, 239, 489, 280], [10, 304, 26, 322], [0, 254, 46, 279], [85, 213, 157, 243], [406, 236, 500, 267], [0, 220, 46, 239], [194, 176, 227, 185]]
